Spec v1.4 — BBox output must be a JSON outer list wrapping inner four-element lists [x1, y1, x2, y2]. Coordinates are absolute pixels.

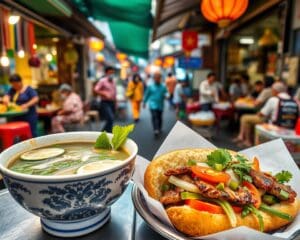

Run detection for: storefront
[[225, 5, 284, 85]]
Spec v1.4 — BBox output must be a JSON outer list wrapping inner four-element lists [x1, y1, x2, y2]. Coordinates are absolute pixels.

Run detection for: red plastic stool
[[0, 121, 32, 150]]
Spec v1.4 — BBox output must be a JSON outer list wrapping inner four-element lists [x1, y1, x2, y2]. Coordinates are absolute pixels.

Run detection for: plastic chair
[[0, 121, 32, 150]]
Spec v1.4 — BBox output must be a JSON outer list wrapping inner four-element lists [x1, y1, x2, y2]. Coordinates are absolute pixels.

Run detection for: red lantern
[[182, 31, 198, 52], [201, 0, 249, 28]]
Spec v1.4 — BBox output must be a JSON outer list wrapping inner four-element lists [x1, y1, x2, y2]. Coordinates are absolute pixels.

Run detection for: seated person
[[253, 76, 274, 107], [251, 80, 264, 98], [233, 82, 298, 147], [229, 78, 242, 101], [3, 74, 39, 136], [240, 74, 250, 97], [51, 84, 84, 133]]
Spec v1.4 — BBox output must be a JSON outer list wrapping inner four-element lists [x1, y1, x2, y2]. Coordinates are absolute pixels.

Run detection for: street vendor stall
[[255, 123, 300, 165]]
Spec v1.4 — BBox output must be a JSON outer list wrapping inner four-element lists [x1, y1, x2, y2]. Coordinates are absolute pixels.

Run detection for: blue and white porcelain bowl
[[0, 132, 137, 237]]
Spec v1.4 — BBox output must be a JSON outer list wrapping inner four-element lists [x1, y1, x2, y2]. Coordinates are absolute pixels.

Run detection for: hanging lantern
[[0, 52, 10, 67], [164, 56, 175, 66], [116, 53, 127, 62], [89, 38, 104, 52], [258, 29, 278, 47], [96, 52, 105, 62], [201, 0, 249, 28], [154, 58, 162, 66]]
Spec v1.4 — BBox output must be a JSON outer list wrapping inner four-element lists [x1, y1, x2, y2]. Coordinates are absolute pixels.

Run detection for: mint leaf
[[275, 170, 292, 183], [207, 149, 232, 171], [94, 132, 112, 149], [112, 124, 134, 150]]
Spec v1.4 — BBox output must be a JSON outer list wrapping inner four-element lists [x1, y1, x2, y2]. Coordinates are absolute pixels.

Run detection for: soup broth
[[8, 143, 129, 176]]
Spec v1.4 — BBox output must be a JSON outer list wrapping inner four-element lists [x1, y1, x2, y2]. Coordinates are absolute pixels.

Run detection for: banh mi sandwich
[[144, 149, 299, 236]]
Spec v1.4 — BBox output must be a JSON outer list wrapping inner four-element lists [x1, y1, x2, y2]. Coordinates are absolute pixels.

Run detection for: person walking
[[143, 72, 167, 137], [126, 73, 144, 122], [165, 72, 177, 108], [94, 67, 117, 132], [51, 84, 84, 133], [3, 74, 39, 136]]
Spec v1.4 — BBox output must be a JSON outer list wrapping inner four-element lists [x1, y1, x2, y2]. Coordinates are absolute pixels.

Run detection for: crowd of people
[[1, 68, 300, 145]]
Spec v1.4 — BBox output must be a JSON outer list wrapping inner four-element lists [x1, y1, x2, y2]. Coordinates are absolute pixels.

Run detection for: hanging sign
[[182, 30, 198, 52]]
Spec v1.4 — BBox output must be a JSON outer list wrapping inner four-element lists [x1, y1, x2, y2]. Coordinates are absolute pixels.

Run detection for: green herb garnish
[[94, 131, 112, 149], [112, 124, 135, 150], [275, 170, 292, 184], [94, 124, 134, 150], [206, 149, 232, 171], [231, 155, 252, 183]]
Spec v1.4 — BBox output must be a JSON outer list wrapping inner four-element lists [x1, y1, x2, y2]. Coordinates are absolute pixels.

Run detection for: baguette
[[144, 149, 300, 236]]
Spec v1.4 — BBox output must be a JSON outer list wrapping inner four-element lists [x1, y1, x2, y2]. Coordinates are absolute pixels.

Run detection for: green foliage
[[275, 170, 292, 184], [206, 149, 232, 171], [112, 124, 134, 150], [94, 132, 112, 149]]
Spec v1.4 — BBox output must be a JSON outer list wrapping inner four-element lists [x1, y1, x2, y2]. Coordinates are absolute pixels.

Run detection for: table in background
[[255, 123, 300, 165], [37, 107, 60, 133], [0, 183, 166, 240], [0, 110, 28, 120]]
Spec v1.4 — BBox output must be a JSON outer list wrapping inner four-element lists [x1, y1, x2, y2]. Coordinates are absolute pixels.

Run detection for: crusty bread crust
[[144, 148, 300, 236], [166, 200, 299, 236]]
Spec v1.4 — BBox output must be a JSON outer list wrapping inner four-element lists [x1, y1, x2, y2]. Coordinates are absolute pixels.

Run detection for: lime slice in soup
[[77, 160, 123, 175], [20, 148, 65, 161]]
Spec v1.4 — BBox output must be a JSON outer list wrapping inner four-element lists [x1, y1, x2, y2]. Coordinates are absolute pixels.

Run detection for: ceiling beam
[[160, 3, 199, 25], [152, 0, 165, 42]]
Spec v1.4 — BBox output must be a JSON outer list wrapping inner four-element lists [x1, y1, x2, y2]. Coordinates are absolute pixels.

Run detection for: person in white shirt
[[233, 81, 298, 147], [199, 72, 220, 111]]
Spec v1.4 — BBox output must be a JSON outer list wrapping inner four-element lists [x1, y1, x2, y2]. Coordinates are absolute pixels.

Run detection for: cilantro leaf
[[236, 154, 248, 163], [207, 149, 232, 171], [112, 124, 135, 150], [94, 131, 112, 149], [275, 170, 292, 184]]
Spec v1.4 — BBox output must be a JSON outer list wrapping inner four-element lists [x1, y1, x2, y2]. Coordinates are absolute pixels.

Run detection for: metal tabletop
[[0, 184, 166, 240]]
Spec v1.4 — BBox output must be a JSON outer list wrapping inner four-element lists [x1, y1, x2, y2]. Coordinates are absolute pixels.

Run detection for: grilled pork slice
[[195, 180, 254, 205], [160, 190, 182, 205], [165, 167, 191, 176], [250, 169, 296, 203]]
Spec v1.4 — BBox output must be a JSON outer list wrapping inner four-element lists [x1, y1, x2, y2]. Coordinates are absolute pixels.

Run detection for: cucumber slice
[[20, 148, 65, 161]]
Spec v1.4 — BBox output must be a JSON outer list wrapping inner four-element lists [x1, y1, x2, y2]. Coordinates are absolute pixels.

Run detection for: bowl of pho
[[0, 125, 137, 237]]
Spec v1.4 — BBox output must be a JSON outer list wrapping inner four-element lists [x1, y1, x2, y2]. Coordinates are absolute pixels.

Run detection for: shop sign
[[178, 57, 202, 69]]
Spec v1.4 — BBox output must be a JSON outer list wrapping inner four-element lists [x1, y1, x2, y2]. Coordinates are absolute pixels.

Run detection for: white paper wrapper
[[132, 121, 300, 240]]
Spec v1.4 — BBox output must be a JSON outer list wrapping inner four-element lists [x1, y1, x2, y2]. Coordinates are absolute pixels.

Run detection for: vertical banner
[[28, 22, 36, 55], [2, 9, 10, 50], [9, 24, 15, 51], [182, 30, 198, 52]]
